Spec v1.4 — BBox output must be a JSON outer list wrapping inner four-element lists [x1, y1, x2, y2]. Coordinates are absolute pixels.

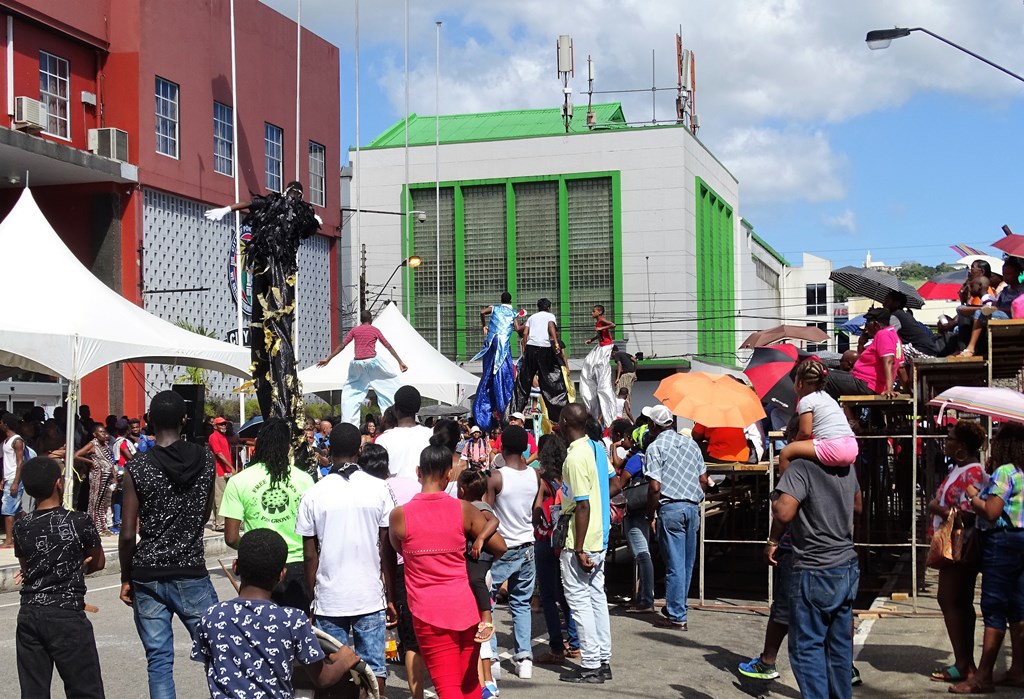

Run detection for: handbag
[[623, 476, 650, 513], [550, 505, 573, 551], [927, 509, 976, 569]]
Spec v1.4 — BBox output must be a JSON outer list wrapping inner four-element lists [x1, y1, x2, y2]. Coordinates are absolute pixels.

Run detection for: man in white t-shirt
[[374, 386, 433, 480], [296, 423, 395, 695], [510, 298, 569, 423]]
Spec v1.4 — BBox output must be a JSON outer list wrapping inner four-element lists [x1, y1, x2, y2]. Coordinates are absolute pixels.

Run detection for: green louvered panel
[[410, 188, 457, 358], [514, 181, 561, 324], [567, 178, 614, 358]]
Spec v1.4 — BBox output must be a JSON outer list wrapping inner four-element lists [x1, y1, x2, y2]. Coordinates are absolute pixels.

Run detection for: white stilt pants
[[341, 356, 402, 426], [580, 343, 618, 427]]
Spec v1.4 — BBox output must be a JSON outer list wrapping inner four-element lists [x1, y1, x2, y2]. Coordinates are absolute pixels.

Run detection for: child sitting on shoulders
[[190, 528, 359, 698], [15, 456, 106, 698], [779, 358, 859, 471]]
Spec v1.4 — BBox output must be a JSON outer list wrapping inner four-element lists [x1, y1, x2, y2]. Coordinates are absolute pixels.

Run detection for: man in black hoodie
[[118, 390, 217, 698]]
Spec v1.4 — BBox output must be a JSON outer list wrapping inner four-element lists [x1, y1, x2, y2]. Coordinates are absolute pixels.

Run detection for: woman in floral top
[[952, 423, 1024, 694], [926, 420, 986, 684]]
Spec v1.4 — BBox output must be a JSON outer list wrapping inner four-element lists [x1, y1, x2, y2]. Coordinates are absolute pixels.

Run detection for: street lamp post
[[866, 27, 1024, 84], [368, 256, 421, 312], [341, 207, 427, 315]]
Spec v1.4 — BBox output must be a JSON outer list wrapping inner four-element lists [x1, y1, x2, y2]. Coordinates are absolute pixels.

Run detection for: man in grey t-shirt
[[769, 458, 859, 699]]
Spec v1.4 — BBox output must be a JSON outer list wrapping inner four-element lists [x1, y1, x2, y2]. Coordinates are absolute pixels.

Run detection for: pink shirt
[[400, 491, 478, 631], [851, 325, 900, 394], [344, 324, 392, 360]]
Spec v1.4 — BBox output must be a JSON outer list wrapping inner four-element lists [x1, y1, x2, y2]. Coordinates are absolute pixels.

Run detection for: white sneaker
[[490, 659, 502, 681], [516, 659, 533, 679]]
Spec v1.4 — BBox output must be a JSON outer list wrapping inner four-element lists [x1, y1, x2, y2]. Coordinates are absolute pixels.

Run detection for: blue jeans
[[624, 512, 655, 609], [535, 537, 578, 654], [489, 543, 536, 661], [1, 480, 23, 516], [559, 548, 611, 670], [657, 501, 700, 623], [132, 576, 218, 699], [788, 557, 859, 699], [980, 529, 1024, 629], [317, 609, 387, 678]]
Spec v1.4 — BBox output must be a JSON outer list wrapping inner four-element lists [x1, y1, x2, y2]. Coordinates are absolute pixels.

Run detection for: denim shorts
[[980, 529, 1024, 629], [769, 548, 792, 626], [317, 609, 387, 678], [1, 480, 23, 517]]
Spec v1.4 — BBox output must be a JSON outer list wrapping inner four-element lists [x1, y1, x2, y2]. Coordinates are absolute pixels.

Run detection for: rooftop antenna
[[586, 54, 596, 128], [557, 34, 574, 133], [676, 28, 699, 134]]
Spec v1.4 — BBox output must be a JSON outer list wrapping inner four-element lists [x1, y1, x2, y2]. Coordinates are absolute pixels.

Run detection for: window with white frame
[[155, 77, 179, 158], [308, 141, 326, 207], [264, 123, 284, 192], [213, 102, 233, 176], [806, 321, 829, 352], [806, 283, 827, 315], [39, 51, 70, 139]]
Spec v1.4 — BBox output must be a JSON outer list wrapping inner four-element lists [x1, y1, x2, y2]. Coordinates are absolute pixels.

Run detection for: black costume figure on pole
[[205, 182, 319, 471]]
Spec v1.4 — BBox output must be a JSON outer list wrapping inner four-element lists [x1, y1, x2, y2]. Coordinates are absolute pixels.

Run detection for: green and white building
[[347, 103, 832, 403]]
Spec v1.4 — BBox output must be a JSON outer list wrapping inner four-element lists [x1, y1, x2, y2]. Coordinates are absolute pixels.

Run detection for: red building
[[0, 0, 341, 417]]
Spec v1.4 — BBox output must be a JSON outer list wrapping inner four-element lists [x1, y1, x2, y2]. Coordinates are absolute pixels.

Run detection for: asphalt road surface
[[0, 557, 1018, 698]]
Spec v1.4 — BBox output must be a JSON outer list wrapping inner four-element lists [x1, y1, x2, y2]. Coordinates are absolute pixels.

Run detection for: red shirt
[[596, 319, 613, 346], [208, 430, 233, 476], [344, 325, 393, 360]]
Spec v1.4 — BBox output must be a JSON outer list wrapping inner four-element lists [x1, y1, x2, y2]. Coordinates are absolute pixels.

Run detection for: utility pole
[[359, 243, 367, 313]]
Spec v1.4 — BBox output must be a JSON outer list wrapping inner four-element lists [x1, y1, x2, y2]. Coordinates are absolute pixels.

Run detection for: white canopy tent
[[0, 189, 251, 505], [298, 303, 479, 406]]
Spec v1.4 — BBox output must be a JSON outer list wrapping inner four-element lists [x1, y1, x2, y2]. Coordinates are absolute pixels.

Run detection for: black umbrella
[[237, 415, 264, 439], [418, 400, 473, 418], [744, 344, 799, 424], [830, 265, 925, 309]]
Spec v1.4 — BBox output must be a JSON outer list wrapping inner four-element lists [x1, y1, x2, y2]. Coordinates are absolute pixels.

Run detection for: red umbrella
[[993, 234, 1024, 258], [743, 343, 799, 420], [917, 269, 964, 301]]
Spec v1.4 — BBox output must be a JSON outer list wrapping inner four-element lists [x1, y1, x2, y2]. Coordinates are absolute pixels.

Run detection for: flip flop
[[474, 622, 495, 643], [931, 666, 966, 683]]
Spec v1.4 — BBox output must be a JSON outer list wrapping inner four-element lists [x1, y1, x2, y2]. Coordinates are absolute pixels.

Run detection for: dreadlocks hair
[[253, 417, 293, 488], [794, 357, 828, 393], [992, 423, 1024, 472]]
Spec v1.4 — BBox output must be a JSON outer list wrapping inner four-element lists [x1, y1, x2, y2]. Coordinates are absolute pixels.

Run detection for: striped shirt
[[344, 325, 393, 360]]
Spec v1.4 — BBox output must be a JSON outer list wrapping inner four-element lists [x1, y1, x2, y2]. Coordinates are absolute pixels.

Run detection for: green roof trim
[[365, 103, 628, 149], [747, 225, 790, 267]]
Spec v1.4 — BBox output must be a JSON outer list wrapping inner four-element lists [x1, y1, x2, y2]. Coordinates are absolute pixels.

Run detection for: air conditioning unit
[[13, 97, 44, 129], [88, 127, 129, 163]]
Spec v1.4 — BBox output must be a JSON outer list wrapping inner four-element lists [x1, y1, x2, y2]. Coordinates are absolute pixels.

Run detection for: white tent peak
[[0, 187, 250, 380], [299, 303, 478, 405]]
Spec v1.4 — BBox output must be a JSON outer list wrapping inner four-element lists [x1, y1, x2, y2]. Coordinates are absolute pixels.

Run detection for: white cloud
[[824, 209, 857, 234], [262, 0, 1024, 204]]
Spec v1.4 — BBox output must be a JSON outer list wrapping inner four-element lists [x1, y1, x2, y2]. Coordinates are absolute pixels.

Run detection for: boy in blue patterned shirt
[[191, 529, 359, 698]]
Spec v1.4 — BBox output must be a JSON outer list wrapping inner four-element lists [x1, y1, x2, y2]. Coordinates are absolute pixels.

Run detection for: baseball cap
[[510, 411, 525, 421], [642, 404, 674, 427], [213, 417, 227, 425]]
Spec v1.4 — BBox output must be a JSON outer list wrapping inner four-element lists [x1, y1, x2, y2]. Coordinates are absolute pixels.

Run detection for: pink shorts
[[813, 436, 859, 467]]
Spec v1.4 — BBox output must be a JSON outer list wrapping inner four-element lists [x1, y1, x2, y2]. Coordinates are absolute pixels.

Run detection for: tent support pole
[[63, 339, 80, 510]]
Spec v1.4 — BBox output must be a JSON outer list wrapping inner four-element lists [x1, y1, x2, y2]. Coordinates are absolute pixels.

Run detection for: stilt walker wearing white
[[317, 310, 409, 426], [579, 305, 618, 428]]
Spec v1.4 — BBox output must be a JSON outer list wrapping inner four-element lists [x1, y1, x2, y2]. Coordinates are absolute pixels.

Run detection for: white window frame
[[265, 123, 284, 192], [155, 77, 179, 159], [308, 141, 326, 207], [39, 51, 70, 140], [213, 101, 233, 176]]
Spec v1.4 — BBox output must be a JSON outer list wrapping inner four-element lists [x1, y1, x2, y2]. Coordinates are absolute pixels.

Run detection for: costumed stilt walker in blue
[[472, 292, 521, 431], [317, 310, 408, 426], [205, 181, 320, 471]]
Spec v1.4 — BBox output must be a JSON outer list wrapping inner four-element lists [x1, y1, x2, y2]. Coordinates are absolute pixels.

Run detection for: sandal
[[565, 647, 581, 659], [931, 666, 967, 683], [948, 680, 994, 694], [474, 622, 495, 643]]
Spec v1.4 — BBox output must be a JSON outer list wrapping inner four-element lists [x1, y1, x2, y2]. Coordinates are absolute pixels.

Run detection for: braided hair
[[794, 357, 828, 393], [252, 417, 293, 488]]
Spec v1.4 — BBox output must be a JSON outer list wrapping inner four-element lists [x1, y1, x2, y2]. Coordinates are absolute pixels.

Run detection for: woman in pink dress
[[389, 435, 508, 698], [927, 420, 986, 684]]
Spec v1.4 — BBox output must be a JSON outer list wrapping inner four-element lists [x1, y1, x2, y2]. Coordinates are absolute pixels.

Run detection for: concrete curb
[[0, 534, 234, 594]]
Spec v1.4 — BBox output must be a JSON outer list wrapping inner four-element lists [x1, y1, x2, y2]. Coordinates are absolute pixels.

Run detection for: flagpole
[[355, 0, 363, 314], [230, 0, 245, 423], [435, 20, 441, 352], [293, 0, 302, 364]]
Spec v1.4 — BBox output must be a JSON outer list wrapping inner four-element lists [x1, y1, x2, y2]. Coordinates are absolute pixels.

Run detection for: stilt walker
[[318, 310, 408, 426], [510, 298, 570, 423], [204, 182, 320, 467], [471, 292, 521, 431], [579, 304, 618, 427]]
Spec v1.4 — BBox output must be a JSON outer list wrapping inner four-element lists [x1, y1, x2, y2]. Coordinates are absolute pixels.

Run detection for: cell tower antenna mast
[[556, 34, 574, 133], [676, 27, 699, 134]]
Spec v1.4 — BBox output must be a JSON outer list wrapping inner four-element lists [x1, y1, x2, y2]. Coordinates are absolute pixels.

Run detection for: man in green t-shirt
[[220, 417, 315, 612], [557, 404, 612, 685]]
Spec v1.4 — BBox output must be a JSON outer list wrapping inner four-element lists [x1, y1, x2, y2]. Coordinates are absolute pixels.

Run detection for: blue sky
[[264, 0, 1024, 269]]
